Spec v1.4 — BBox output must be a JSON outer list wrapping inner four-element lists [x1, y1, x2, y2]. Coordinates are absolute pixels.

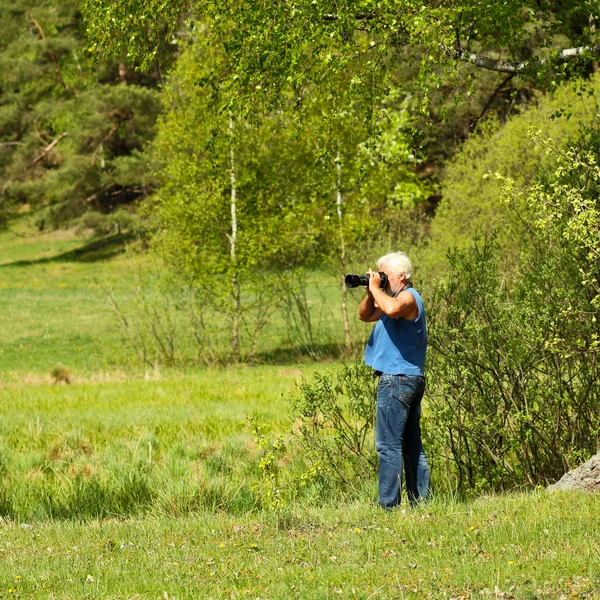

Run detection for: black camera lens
[[344, 274, 369, 288], [344, 272, 388, 289]]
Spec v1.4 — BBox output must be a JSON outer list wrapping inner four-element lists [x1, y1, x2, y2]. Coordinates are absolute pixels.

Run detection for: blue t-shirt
[[364, 288, 427, 376]]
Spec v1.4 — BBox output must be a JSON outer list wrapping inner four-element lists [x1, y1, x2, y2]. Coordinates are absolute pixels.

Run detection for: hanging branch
[[26, 11, 78, 95], [470, 73, 516, 131]]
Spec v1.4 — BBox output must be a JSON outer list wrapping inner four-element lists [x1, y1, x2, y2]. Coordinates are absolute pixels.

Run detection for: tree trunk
[[229, 117, 240, 356], [336, 151, 351, 354]]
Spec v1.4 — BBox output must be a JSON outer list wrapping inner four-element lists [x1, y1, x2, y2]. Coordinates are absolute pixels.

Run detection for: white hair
[[377, 252, 413, 280]]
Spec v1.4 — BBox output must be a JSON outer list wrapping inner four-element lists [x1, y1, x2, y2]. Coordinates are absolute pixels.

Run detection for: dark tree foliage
[[0, 0, 177, 230]]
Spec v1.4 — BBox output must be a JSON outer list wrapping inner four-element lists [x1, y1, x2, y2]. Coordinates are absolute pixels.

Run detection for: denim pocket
[[397, 376, 424, 407], [378, 374, 393, 391]]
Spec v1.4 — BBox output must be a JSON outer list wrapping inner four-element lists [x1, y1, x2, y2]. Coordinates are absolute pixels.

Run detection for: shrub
[[426, 231, 600, 494], [290, 361, 377, 494]]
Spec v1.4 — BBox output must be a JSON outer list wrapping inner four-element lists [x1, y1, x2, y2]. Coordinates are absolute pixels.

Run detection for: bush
[[290, 361, 377, 494], [426, 230, 600, 494], [420, 77, 600, 280]]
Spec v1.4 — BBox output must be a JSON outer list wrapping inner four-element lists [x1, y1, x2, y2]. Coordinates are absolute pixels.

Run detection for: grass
[[0, 492, 598, 598], [0, 366, 325, 521], [0, 219, 369, 376], [0, 224, 132, 376], [1, 220, 599, 598]]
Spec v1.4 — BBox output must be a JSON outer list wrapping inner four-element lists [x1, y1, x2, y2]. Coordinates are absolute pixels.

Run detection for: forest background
[[1, 1, 600, 597]]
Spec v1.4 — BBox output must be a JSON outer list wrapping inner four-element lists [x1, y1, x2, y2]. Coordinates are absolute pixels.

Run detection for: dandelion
[[508, 560, 515, 565], [469, 525, 476, 531], [355, 527, 361, 533]]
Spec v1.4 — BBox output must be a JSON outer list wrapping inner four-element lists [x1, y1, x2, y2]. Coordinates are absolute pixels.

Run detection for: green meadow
[[0, 225, 599, 599]]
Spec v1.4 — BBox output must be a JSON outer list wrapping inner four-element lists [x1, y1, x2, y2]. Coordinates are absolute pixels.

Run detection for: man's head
[[376, 252, 412, 293]]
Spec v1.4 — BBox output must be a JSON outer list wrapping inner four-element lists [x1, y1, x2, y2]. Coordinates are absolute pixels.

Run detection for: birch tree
[[228, 117, 240, 355], [148, 42, 334, 358], [82, 0, 600, 122], [335, 150, 351, 354]]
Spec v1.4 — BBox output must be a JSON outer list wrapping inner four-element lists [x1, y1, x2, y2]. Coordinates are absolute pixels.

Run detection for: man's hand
[[367, 268, 381, 295]]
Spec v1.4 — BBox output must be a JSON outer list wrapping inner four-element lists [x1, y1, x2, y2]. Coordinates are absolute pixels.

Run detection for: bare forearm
[[370, 285, 416, 319], [370, 286, 396, 316], [358, 292, 377, 321]]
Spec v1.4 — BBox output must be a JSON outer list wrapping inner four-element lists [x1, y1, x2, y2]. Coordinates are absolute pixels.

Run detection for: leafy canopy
[[83, 0, 600, 116]]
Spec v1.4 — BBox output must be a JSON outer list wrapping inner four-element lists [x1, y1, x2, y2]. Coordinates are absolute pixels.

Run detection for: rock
[[547, 452, 600, 492]]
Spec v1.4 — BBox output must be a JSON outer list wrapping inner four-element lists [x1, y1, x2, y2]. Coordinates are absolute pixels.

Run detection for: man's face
[[379, 263, 404, 294]]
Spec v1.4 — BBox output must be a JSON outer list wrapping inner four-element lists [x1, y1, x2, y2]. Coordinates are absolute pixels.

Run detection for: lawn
[[0, 222, 598, 599], [0, 224, 133, 377], [0, 221, 369, 377], [0, 492, 598, 598]]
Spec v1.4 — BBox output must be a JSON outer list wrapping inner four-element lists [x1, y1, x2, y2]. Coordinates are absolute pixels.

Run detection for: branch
[[323, 13, 376, 21], [26, 11, 77, 95], [31, 132, 68, 165], [446, 43, 600, 73], [470, 72, 516, 131], [84, 183, 116, 204], [92, 122, 121, 162]]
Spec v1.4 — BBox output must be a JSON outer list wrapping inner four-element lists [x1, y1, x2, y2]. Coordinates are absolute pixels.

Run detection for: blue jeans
[[375, 373, 430, 508]]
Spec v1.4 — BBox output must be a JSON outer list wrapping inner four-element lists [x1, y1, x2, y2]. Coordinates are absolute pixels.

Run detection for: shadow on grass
[[0, 233, 132, 268], [251, 342, 351, 364]]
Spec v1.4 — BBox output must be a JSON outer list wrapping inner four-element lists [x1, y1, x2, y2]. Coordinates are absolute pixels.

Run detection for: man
[[359, 251, 430, 508]]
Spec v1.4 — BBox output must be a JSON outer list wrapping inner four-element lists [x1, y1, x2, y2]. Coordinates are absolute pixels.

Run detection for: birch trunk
[[229, 117, 240, 356], [336, 152, 351, 354]]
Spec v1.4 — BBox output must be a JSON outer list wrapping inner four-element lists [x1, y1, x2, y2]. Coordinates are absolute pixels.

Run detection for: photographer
[[358, 251, 430, 508]]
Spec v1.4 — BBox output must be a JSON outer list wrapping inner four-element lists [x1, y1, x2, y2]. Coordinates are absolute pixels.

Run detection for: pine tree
[[0, 0, 176, 231]]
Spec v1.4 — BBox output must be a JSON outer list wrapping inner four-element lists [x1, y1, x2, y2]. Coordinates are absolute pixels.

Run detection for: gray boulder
[[547, 452, 600, 492]]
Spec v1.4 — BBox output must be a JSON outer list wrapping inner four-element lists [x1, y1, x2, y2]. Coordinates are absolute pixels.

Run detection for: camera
[[344, 272, 389, 289]]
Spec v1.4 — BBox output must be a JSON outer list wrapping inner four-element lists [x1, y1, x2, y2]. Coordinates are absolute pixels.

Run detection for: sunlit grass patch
[[0, 491, 596, 598]]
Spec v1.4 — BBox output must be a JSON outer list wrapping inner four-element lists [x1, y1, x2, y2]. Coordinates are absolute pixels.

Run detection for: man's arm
[[368, 271, 418, 320], [358, 289, 383, 322]]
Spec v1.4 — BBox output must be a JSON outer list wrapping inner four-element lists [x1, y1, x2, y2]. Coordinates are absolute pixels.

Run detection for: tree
[[0, 0, 175, 230], [82, 0, 600, 121], [148, 41, 336, 358], [418, 76, 600, 279]]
